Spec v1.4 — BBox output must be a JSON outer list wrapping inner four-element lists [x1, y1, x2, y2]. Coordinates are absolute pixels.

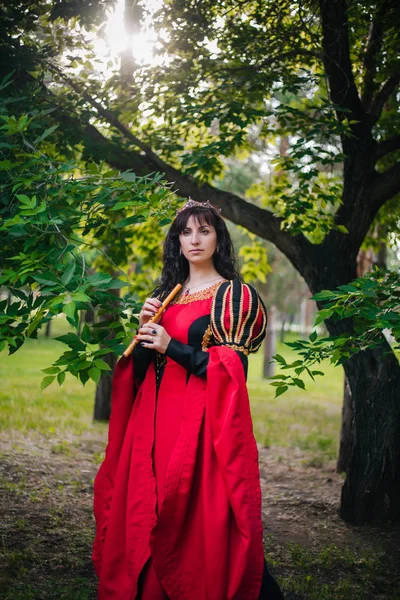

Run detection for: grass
[[0, 316, 100, 437], [265, 534, 400, 600], [249, 331, 343, 465], [0, 318, 343, 464], [3, 319, 398, 600]]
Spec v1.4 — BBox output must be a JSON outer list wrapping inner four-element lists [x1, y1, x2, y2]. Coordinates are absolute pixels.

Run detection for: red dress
[[93, 279, 268, 600]]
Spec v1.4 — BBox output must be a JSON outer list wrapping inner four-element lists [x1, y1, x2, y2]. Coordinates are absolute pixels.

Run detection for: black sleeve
[[132, 343, 154, 384], [165, 338, 209, 379], [165, 339, 248, 381]]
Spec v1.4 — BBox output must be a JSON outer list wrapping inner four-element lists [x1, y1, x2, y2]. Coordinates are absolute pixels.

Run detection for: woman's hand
[[139, 297, 163, 327], [135, 323, 172, 355]]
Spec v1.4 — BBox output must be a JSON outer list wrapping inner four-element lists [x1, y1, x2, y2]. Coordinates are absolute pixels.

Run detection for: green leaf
[[120, 171, 137, 182], [61, 261, 76, 286], [107, 279, 129, 289], [79, 369, 90, 385], [314, 309, 334, 326], [88, 366, 101, 383], [33, 124, 59, 144], [87, 273, 113, 287], [294, 366, 305, 375], [16, 194, 35, 207], [62, 301, 76, 321], [57, 371, 66, 385], [41, 375, 56, 391], [56, 333, 85, 350], [309, 330, 318, 343], [116, 215, 145, 228], [275, 385, 288, 398], [27, 308, 46, 337], [94, 358, 112, 371], [81, 324, 91, 343], [70, 291, 91, 303], [337, 284, 358, 293], [73, 360, 90, 371], [311, 290, 336, 301], [33, 272, 59, 287], [42, 366, 60, 375], [293, 378, 306, 390], [273, 353, 287, 365]]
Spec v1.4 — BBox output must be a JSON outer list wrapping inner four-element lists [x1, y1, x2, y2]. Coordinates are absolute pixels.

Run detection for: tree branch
[[361, 17, 384, 111], [318, 0, 367, 131], [370, 161, 400, 213], [48, 63, 168, 173], [81, 121, 312, 273], [377, 135, 400, 159], [44, 67, 314, 273], [369, 75, 400, 123]]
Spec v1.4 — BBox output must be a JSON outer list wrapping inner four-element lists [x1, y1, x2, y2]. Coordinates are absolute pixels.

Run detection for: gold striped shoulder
[[210, 279, 267, 354]]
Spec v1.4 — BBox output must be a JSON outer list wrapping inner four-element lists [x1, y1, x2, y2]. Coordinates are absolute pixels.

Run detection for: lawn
[[1, 318, 399, 600], [1, 316, 343, 465]]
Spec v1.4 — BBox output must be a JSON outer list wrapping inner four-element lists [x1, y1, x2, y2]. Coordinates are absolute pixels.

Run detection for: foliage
[[237, 229, 271, 284], [0, 76, 175, 389], [1, 0, 400, 392], [270, 268, 400, 397]]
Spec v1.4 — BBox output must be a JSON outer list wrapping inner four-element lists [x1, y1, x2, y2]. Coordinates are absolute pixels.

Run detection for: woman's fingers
[[138, 324, 158, 336], [145, 297, 163, 311], [136, 323, 170, 354], [139, 298, 162, 323], [136, 334, 154, 342]]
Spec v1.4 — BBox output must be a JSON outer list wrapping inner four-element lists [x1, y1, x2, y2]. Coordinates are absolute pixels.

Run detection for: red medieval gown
[[92, 279, 275, 600]]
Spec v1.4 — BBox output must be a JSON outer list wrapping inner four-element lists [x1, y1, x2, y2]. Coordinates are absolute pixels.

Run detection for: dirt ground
[[1, 430, 399, 600]]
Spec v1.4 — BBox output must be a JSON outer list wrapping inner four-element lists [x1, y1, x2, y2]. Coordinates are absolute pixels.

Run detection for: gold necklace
[[182, 276, 224, 296]]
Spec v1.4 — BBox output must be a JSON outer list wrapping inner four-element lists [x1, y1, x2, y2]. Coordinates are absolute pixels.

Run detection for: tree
[[1, 0, 400, 524], [0, 75, 175, 403]]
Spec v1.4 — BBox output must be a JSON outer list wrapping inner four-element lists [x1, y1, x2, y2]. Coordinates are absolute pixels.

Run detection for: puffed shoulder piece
[[210, 279, 268, 354]]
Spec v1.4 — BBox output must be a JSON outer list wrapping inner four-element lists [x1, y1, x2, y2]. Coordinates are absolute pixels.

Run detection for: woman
[[92, 199, 284, 600]]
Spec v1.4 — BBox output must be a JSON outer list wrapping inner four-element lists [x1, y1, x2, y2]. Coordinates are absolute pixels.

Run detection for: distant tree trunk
[[264, 305, 277, 378], [280, 314, 287, 344], [93, 287, 120, 421], [300, 297, 307, 338], [79, 309, 95, 335], [94, 351, 118, 421], [45, 319, 52, 337]]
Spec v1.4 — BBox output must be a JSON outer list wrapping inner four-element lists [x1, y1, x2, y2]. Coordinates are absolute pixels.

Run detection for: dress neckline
[[172, 279, 228, 305]]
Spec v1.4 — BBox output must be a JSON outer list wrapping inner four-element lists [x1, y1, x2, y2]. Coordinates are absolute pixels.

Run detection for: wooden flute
[[123, 283, 182, 358]]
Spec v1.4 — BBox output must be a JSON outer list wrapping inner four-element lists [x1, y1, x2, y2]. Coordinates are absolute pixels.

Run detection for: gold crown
[[176, 197, 222, 215]]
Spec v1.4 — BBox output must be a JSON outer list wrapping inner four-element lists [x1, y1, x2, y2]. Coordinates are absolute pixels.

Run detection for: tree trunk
[[336, 375, 352, 473], [337, 237, 388, 476], [280, 314, 286, 344], [45, 319, 52, 338], [93, 351, 118, 421], [339, 344, 400, 524], [263, 305, 277, 378], [93, 287, 120, 422], [302, 250, 400, 524]]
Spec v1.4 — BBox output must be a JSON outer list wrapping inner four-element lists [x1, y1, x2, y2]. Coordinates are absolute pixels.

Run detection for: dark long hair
[[152, 204, 242, 301]]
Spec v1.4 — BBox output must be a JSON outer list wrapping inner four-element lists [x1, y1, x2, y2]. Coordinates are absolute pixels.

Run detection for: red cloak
[[93, 281, 266, 600]]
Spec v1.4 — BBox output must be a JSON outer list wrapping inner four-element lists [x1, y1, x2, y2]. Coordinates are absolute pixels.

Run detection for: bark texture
[[337, 376, 352, 474]]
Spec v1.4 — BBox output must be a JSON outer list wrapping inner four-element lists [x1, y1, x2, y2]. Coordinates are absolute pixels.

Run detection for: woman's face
[[179, 215, 218, 264]]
